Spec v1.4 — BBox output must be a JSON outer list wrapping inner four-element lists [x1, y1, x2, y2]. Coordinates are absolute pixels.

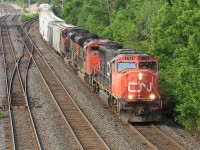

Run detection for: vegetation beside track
[[20, 13, 38, 22], [0, 111, 4, 119]]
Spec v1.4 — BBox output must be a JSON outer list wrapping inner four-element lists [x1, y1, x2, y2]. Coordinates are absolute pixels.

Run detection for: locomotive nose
[[126, 71, 157, 100]]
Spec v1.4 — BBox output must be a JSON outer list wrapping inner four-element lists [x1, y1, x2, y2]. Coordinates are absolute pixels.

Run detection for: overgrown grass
[[5, 0, 27, 8], [0, 111, 4, 119], [21, 13, 39, 22]]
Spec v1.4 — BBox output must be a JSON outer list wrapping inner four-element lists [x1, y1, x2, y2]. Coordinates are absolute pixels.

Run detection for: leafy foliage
[[21, 13, 39, 22], [152, 1, 200, 130]]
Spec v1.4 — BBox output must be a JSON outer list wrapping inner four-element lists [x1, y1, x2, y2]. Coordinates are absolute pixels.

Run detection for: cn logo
[[128, 82, 153, 93]]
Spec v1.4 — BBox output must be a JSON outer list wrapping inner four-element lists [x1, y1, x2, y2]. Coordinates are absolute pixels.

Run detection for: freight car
[[39, 4, 162, 122]]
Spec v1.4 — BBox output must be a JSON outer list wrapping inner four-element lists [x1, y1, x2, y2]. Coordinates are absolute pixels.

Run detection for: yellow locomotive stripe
[[93, 79, 154, 102], [93, 78, 117, 99]]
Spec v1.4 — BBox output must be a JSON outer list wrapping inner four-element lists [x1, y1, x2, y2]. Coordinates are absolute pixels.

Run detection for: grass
[[21, 13, 39, 22], [5, 0, 28, 8], [0, 111, 4, 119]]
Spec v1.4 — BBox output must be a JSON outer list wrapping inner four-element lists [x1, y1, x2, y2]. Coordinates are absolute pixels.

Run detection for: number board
[[125, 57, 133, 60], [142, 56, 149, 60]]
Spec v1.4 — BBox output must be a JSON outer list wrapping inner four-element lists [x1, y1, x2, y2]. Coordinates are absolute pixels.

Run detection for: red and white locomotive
[[39, 4, 162, 122]]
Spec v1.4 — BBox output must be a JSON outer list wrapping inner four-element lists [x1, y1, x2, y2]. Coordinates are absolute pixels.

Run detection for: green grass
[[21, 13, 39, 22], [0, 111, 4, 119], [4, 0, 27, 8]]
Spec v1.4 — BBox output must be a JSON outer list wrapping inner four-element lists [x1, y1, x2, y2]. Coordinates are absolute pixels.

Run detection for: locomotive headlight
[[150, 94, 156, 100], [128, 94, 133, 100], [138, 73, 143, 80]]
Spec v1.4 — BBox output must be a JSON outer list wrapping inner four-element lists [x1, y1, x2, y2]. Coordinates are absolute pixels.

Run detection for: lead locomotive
[[39, 4, 162, 122]]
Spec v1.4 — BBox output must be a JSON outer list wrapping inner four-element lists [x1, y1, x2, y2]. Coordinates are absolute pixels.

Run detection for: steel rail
[[2, 19, 41, 150], [151, 124, 185, 150], [12, 14, 20, 22], [22, 21, 110, 150], [0, 14, 9, 21], [130, 123, 186, 150], [12, 20, 42, 150], [0, 20, 15, 150], [128, 124, 158, 150], [20, 22, 84, 150]]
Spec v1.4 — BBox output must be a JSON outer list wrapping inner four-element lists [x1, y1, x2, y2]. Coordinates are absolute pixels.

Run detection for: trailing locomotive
[[39, 4, 162, 122]]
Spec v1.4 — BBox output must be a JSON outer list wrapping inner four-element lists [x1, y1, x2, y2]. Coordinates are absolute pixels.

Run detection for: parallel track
[[21, 20, 110, 149], [0, 19, 41, 150], [0, 14, 9, 21], [0, 19, 15, 150], [12, 14, 20, 22], [129, 123, 186, 150]]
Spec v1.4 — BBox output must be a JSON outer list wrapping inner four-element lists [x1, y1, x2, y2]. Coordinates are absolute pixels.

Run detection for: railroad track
[[21, 20, 110, 149], [0, 20, 15, 150], [22, 20, 35, 33], [0, 3, 21, 22], [12, 14, 20, 22], [0, 14, 9, 21], [129, 123, 186, 150], [0, 19, 41, 150]]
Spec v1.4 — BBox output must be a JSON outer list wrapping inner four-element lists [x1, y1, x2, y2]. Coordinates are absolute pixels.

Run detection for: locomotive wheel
[[92, 82, 99, 94], [108, 97, 114, 108], [92, 82, 96, 93], [73, 68, 78, 75]]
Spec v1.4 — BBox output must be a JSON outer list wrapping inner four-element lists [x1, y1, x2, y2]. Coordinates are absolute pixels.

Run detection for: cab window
[[117, 62, 137, 72], [139, 62, 157, 71], [91, 46, 99, 50]]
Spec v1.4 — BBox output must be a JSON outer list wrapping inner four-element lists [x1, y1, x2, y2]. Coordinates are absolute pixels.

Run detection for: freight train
[[39, 4, 162, 122]]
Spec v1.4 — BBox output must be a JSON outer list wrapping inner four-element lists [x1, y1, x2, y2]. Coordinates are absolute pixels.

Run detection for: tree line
[[52, 0, 200, 131]]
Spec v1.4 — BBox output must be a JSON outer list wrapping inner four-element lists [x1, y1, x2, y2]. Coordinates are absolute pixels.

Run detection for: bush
[[21, 13, 39, 22], [0, 111, 4, 119]]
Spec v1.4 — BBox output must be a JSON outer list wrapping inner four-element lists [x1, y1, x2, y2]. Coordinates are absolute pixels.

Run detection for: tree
[[152, 0, 200, 130], [62, 0, 83, 25]]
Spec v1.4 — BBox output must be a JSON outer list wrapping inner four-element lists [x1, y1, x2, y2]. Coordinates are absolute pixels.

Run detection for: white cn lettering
[[128, 82, 153, 93]]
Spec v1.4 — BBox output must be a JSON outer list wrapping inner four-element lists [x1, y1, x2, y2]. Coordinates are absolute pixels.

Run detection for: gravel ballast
[[0, 14, 7, 150], [157, 118, 200, 150], [28, 67, 76, 150]]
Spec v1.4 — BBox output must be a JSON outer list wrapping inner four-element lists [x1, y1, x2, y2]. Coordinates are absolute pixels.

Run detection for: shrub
[[21, 13, 39, 22]]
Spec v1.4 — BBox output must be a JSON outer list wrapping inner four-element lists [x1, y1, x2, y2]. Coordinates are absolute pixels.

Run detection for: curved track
[[21, 20, 110, 150], [0, 3, 21, 22], [0, 16, 41, 150], [0, 20, 15, 150]]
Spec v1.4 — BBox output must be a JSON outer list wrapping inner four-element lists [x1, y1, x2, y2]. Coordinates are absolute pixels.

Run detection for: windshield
[[118, 62, 137, 72], [139, 62, 157, 71]]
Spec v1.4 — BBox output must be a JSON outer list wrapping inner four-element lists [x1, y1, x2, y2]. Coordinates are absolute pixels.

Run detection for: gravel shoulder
[[28, 67, 75, 150], [157, 118, 200, 150]]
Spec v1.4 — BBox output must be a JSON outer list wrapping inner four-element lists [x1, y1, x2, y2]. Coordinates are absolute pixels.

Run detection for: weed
[[21, 13, 39, 22], [0, 111, 4, 119]]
